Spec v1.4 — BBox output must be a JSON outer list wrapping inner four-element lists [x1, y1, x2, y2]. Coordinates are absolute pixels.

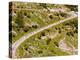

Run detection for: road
[[12, 12, 77, 58]]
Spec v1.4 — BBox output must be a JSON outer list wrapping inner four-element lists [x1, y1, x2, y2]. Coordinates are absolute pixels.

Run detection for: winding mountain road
[[12, 12, 77, 58]]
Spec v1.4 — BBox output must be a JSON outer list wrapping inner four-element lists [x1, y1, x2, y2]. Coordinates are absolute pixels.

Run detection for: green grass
[[16, 27, 69, 58], [15, 17, 78, 58], [11, 7, 69, 44], [65, 34, 78, 49], [15, 17, 78, 57], [10, 2, 78, 58], [16, 46, 24, 58]]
